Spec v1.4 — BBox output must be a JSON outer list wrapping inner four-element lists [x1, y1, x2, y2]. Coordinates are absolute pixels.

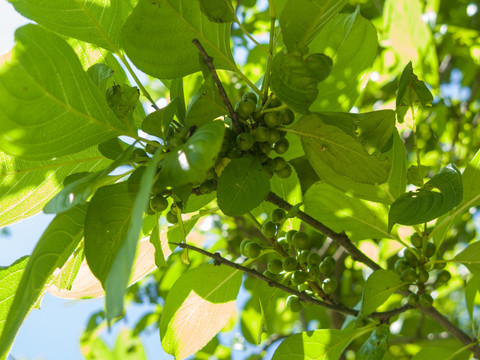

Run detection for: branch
[[192, 39, 243, 134], [265, 192, 381, 271], [172, 242, 410, 322]]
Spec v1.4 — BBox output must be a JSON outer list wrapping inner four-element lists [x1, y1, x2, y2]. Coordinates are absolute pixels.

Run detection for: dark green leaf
[[357, 325, 389, 360], [87, 63, 114, 93], [217, 157, 270, 216], [359, 270, 403, 318], [199, 0, 236, 23], [122, 0, 235, 79], [98, 138, 127, 160], [141, 99, 178, 140], [388, 164, 463, 231], [171, 78, 186, 124], [407, 165, 431, 187], [106, 84, 140, 124], [160, 264, 242, 359]]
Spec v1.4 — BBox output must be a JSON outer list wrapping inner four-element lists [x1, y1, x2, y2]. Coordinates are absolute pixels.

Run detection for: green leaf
[[454, 242, 480, 278], [217, 157, 270, 216], [185, 77, 228, 128], [359, 270, 403, 318], [7, 0, 135, 51], [0, 25, 133, 160], [51, 243, 85, 292], [461, 148, 480, 208], [279, 0, 347, 52], [305, 182, 391, 241], [272, 327, 373, 360], [199, 0, 236, 23], [465, 276, 480, 320], [411, 347, 465, 360], [149, 222, 167, 269], [0, 146, 111, 227], [291, 114, 389, 185], [396, 61, 434, 122], [156, 121, 225, 189], [141, 99, 178, 140], [388, 164, 463, 231], [122, 0, 236, 79], [87, 63, 114, 93], [183, 192, 216, 213], [0, 256, 29, 352], [357, 325, 389, 360], [98, 138, 127, 160], [113, 329, 147, 360], [407, 165, 431, 187], [309, 9, 378, 112], [269, 52, 327, 113], [241, 297, 264, 345], [43, 146, 134, 214], [0, 205, 87, 356], [106, 84, 140, 124], [159, 264, 242, 359], [385, 130, 407, 200]]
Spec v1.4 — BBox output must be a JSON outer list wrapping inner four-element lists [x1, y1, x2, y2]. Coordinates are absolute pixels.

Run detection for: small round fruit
[[322, 277, 338, 294], [417, 270, 429, 283], [274, 138, 289, 154], [262, 221, 277, 238], [280, 109, 295, 126], [167, 136, 184, 149], [268, 259, 283, 275], [286, 230, 297, 244], [257, 142, 272, 155], [307, 252, 321, 267], [286, 295, 302, 312], [408, 293, 420, 306], [283, 257, 298, 272], [394, 259, 409, 274], [242, 92, 258, 104], [267, 98, 282, 108], [307, 265, 320, 280], [236, 132, 255, 151], [268, 129, 281, 143], [410, 233, 423, 248], [166, 210, 178, 224], [419, 293, 434, 308], [145, 141, 161, 154], [273, 157, 288, 171], [293, 231, 310, 250], [254, 126, 271, 142], [244, 242, 261, 259], [236, 98, 256, 119], [404, 249, 418, 267], [424, 242, 436, 258], [319, 256, 336, 275], [278, 237, 290, 252], [436, 270, 451, 283], [435, 261, 446, 270], [240, 240, 251, 255], [150, 195, 169, 213], [271, 208, 286, 223], [199, 180, 215, 194], [291, 270, 307, 285], [276, 164, 292, 178], [132, 148, 148, 161], [298, 250, 311, 266], [401, 268, 417, 282], [263, 270, 279, 281]]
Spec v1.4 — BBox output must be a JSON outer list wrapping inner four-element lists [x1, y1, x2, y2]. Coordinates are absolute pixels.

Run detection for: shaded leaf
[[357, 325, 389, 360], [217, 157, 270, 216], [359, 270, 403, 318], [87, 63, 114, 93], [160, 264, 242, 359], [199, 0, 236, 23], [407, 165, 431, 187], [141, 99, 178, 140]]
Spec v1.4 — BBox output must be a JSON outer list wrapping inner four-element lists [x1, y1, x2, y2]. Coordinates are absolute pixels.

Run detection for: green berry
[[264, 111, 282, 127], [404, 249, 418, 267], [319, 256, 336, 275], [262, 221, 277, 238], [307, 252, 321, 267], [278, 237, 290, 252], [242, 92, 258, 104], [271, 208, 286, 223], [394, 259, 409, 273], [274, 138, 289, 154], [132, 148, 148, 161], [198, 180, 215, 194], [254, 126, 271, 142], [267, 98, 282, 108], [291, 270, 307, 285], [424, 242, 436, 258], [236, 132, 255, 151], [273, 157, 288, 171], [293, 231, 310, 250], [268, 129, 281, 144], [410, 233, 423, 248], [276, 164, 292, 178], [257, 142, 272, 155], [240, 240, 251, 255], [322, 277, 337, 294], [436, 270, 451, 283], [244, 242, 261, 259], [419, 293, 433, 308], [286, 230, 297, 244], [166, 210, 178, 224], [150, 195, 169, 213], [236, 98, 257, 119], [283, 257, 298, 272], [280, 109, 295, 126], [263, 270, 279, 281], [408, 293, 420, 306], [401, 268, 417, 282], [286, 295, 302, 312], [268, 259, 283, 275], [298, 250, 311, 266], [434, 261, 446, 270], [417, 270, 429, 283], [307, 265, 320, 280]]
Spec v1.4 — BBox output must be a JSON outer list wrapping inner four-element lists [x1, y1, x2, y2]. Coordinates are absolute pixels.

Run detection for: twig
[[192, 39, 243, 134], [171, 242, 410, 321], [265, 192, 381, 271]]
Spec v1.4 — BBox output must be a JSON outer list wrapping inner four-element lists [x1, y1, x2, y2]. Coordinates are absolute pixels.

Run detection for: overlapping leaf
[[454, 242, 480, 278], [359, 270, 403, 318]]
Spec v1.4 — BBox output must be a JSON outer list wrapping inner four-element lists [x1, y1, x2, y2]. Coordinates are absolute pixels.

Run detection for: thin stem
[[266, 192, 381, 271], [234, 19, 270, 57], [192, 39, 243, 134], [261, 104, 289, 114]]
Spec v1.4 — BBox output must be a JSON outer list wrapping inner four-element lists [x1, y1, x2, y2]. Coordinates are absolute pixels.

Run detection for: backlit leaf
[[141, 99, 178, 140], [454, 242, 480, 278], [357, 325, 389, 360], [359, 270, 403, 318]]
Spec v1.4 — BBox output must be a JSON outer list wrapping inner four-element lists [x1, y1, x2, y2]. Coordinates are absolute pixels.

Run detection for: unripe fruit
[[264, 112, 282, 127], [280, 109, 295, 126], [268, 129, 281, 144], [436, 270, 451, 283], [242, 92, 258, 104], [267, 98, 282, 108], [319, 256, 336, 275], [274, 138, 289, 154], [419, 293, 433, 308], [307, 252, 321, 267], [283, 257, 298, 272], [132, 148, 148, 161], [254, 126, 271, 142], [240, 239, 251, 255], [263, 270, 279, 281], [307, 265, 320, 280], [244, 242, 261, 258], [435, 261, 446, 270], [268, 259, 283, 275], [166, 210, 178, 224], [286, 295, 302, 312], [276, 164, 292, 178], [236, 132, 255, 151], [410, 233, 423, 248], [262, 221, 277, 238], [286, 230, 297, 244], [271, 208, 286, 223], [292, 270, 307, 285], [322, 277, 337, 294], [417, 270, 429, 283], [394, 259, 409, 273], [424, 242, 436, 258], [273, 157, 288, 171], [297, 283, 309, 292], [198, 180, 215, 194], [298, 250, 311, 266], [278, 237, 290, 252], [408, 293, 420, 306], [150, 195, 169, 213], [257, 142, 272, 155], [167, 136, 184, 149], [401, 268, 417, 282], [404, 249, 418, 267], [236, 98, 256, 119], [293, 231, 310, 250]]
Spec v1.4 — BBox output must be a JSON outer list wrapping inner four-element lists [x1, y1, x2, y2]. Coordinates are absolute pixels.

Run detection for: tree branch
[[192, 39, 243, 134], [265, 192, 381, 271]]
